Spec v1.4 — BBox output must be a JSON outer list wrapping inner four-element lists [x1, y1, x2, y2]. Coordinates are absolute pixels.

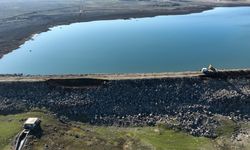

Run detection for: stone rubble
[[0, 77, 249, 138]]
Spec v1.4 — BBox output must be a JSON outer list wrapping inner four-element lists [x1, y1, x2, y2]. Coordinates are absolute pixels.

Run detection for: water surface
[[0, 7, 250, 74]]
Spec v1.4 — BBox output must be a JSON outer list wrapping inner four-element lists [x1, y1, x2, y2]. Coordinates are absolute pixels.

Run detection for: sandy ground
[[0, 71, 202, 82], [0, 69, 249, 82], [1, 0, 250, 59]]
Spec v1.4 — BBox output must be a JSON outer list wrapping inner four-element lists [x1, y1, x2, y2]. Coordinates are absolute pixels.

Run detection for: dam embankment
[[0, 70, 250, 138]]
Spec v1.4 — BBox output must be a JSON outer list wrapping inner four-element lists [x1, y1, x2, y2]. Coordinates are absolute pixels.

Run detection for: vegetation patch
[[0, 110, 54, 150], [131, 127, 215, 150], [2, 111, 250, 150], [216, 117, 237, 137], [0, 110, 218, 150]]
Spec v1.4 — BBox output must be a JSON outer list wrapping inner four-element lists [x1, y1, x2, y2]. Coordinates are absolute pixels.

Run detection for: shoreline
[[0, 68, 249, 81], [0, 6, 212, 59], [1, 1, 250, 59]]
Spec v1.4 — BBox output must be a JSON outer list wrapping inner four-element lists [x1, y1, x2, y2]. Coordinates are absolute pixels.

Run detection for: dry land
[[1, 0, 250, 58], [0, 69, 250, 149]]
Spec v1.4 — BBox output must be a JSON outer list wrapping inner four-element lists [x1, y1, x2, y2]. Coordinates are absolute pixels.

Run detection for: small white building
[[23, 118, 41, 130]]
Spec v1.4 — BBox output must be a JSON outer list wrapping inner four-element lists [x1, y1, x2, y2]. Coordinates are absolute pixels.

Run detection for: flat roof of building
[[24, 118, 39, 124]]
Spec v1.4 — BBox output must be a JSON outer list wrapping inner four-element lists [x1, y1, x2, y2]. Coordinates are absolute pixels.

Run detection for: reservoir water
[[0, 7, 250, 74]]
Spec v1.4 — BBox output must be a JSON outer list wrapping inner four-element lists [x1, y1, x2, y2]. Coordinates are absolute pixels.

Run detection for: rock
[[0, 77, 249, 138]]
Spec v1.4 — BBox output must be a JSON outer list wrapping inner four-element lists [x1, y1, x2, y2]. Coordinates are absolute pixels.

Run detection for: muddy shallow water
[[0, 7, 250, 75]]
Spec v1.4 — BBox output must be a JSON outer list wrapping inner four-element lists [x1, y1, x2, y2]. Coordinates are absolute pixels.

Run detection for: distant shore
[[1, 0, 250, 59]]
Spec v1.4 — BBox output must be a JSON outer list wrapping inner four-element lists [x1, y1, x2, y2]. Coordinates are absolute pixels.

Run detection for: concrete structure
[[15, 118, 41, 150], [23, 118, 41, 130]]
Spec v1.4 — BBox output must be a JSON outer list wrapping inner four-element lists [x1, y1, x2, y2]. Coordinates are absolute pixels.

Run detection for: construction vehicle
[[201, 64, 217, 75]]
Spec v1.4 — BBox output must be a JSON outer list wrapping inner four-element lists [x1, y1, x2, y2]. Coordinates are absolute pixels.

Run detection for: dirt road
[[0, 69, 249, 82]]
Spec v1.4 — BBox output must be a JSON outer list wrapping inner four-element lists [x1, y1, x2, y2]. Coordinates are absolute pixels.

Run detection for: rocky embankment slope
[[0, 70, 250, 138]]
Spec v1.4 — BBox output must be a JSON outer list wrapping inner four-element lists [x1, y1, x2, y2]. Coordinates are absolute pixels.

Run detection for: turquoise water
[[0, 7, 250, 74]]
